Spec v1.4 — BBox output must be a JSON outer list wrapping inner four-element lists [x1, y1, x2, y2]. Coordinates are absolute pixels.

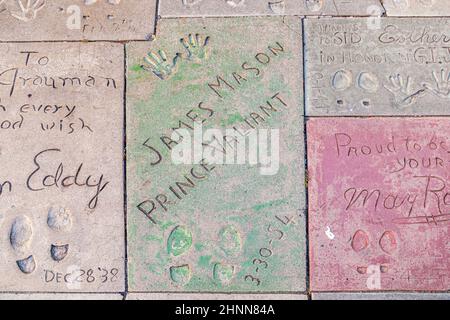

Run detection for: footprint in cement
[[213, 225, 243, 285], [47, 207, 72, 262], [9, 215, 36, 274], [167, 225, 193, 285]]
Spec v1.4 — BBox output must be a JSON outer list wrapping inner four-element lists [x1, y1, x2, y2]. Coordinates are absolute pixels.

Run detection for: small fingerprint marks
[[213, 263, 235, 285], [170, 264, 192, 286], [218, 225, 242, 257], [10, 215, 33, 254], [47, 207, 72, 262], [351, 229, 369, 252], [332, 69, 352, 91], [16, 255, 36, 274], [379, 231, 397, 255]]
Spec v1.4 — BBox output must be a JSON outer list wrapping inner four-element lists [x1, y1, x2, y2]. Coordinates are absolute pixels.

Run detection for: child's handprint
[[423, 69, 450, 99], [142, 50, 180, 80], [384, 73, 425, 106], [180, 34, 210, 63], [10, 0, 45, 22]]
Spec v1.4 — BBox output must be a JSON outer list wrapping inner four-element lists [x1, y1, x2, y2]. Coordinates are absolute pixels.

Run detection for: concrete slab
[[0, 42, 125, 292], [0, 293, 123, 300], [307, 118, 450, 292], [0, 0, 156, 41], [126, 293, 307, 300], [160, 0, 384, 17], [305, 17, 450, 116], [312, 292, 450, 300], [126, 17, 306, 292], [383, 0, 450, 17]]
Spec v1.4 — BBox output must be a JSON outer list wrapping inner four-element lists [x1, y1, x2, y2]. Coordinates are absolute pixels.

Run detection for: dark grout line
[[0, 291, 124, 294], [0, 40, 148, 44], [301, 17, 311, 301], [154, 0, 161, 37], [123, 43, 129, 297]]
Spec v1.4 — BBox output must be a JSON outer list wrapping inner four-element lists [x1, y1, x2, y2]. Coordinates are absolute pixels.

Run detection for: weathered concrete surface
[[305, 18, 450, 116], [0, 42, 125, 292], [0, 0, 156, 41], [126, 17, 306, 292], [126, 293, 307, 300], [312, 292, 450, 300], [0, 293, 123, 300], [307, 118, 450, 292], [383, 0, 450, 16], [160, 0, 384, 17]]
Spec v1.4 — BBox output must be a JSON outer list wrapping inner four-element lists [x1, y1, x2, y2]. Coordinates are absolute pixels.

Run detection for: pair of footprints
[[168, 225, 242, 286], [142, 34, 210, 80], [351, 229, 397, 275], [9, 207, 72, 274], [332, 70, 380, 108], [333, 68, 450, 107]]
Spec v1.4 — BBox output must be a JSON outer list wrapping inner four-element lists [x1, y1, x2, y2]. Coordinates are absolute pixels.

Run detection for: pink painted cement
[[307, 118, 450, 292]]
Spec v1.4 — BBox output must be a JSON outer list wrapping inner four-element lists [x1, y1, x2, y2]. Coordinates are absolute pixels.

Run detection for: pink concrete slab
[[307, 118, 450, 292]]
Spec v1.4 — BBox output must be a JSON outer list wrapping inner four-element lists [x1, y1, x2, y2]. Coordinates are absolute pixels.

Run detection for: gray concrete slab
[[160, 0, 384, 17], [0, 42, 125, 292], [0, 0, 156, 41], [305, 17, 450, 116], [383, 0, 450, 17]]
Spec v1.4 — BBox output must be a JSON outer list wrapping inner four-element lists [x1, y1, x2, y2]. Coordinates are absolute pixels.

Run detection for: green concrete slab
[[126, 16, 306, 292]]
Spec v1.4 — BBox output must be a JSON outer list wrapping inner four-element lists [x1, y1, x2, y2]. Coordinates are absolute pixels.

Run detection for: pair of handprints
[[385, 69, 450, 106], [142, 33, 210, 80]]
